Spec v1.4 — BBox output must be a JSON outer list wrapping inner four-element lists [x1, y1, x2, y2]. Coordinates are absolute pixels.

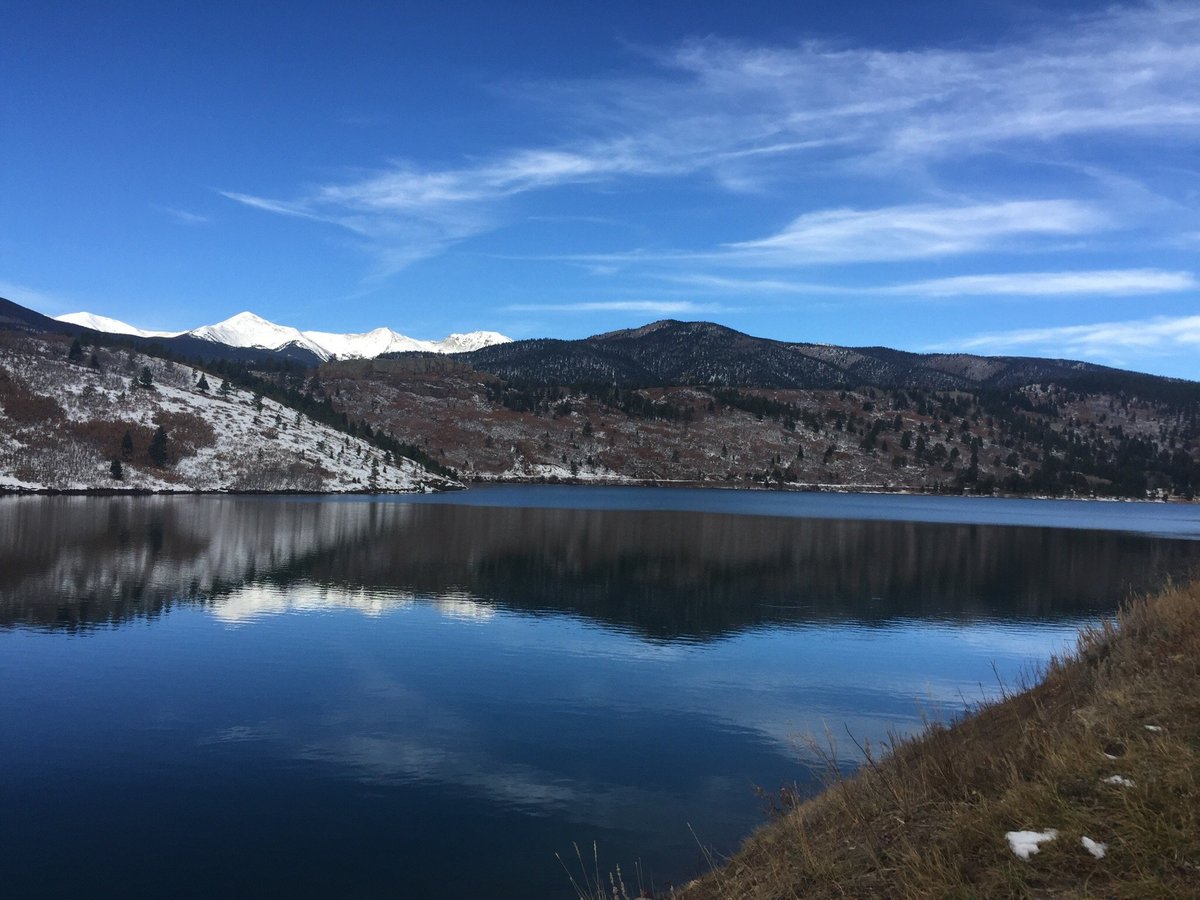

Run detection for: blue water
[[1, 489, 1197, 896]]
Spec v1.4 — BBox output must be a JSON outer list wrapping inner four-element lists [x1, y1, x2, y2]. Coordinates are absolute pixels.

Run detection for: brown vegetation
[[675, 580, 1200, 898], [152, 409, 217, 459], [0, 365, 66, 424]]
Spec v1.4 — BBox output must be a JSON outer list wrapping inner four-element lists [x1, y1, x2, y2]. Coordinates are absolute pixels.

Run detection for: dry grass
[[675, 580, 1200, 899]]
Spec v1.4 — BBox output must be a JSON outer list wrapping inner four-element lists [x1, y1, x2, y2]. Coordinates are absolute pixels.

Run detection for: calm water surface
[[2, 488, 1198, 897]]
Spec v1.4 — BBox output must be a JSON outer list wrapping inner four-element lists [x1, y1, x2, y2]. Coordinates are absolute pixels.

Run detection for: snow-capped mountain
[[53, 310, 512, 360], [55, 312, 183, 339], [435, 331, 513, 353], [302, 327, 441, 359], [190, 312, 331, 359]]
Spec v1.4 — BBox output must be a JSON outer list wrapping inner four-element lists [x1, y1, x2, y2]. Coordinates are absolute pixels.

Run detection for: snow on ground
[[1005, 829, 1058, 860], [1081, 836, 1108, 859], [488, 460, 638, 483], [1103, 775, 1135, 787], [0, 336, 454, 493]]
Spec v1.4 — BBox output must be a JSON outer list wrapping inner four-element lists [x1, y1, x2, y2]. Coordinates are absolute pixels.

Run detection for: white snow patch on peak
[[1006, 829, 1058, 860], [1081, 836, 1108, 859], [433, 330, 512, 353], [303, 327, 512, 359], [55, 312, 183, 339], [301, 327, 435, 359], [189, 312, 330, 359]]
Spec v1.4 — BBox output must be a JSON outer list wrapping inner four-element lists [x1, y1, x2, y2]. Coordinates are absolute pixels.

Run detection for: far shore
[[0, 476, 1192, 503]]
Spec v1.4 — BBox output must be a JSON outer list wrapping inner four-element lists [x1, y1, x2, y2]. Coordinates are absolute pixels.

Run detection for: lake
[[2, 487, 1198, 897]]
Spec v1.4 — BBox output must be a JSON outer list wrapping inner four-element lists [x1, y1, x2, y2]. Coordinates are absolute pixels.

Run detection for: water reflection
[[2, 491, 1197, 896], [1, 494, 1197, 636]]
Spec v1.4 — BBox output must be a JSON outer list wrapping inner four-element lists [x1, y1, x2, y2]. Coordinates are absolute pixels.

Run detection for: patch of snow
[[1144, 725, 1164, 732], [1081, 836, 1108, 859], [54, 312, 183, 339], [1006, 829, 1058, 860], [432, 331, 511, 354], [1103, 775, 1135, 787]]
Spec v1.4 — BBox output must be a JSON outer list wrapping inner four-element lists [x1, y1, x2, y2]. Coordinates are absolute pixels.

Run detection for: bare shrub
[[66, 419, 156, 460], [152, 409, 216, 459], [0, 367, 66, 424]]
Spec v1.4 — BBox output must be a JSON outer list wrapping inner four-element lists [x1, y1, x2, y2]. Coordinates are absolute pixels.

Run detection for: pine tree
[[89, 353, 100, 370], [120, 430, 134, 460], [196, 373, 210, 392], [148, 426, 169, 466], [218, 379, 232, 398], [109, 458, 123, 480], [68, 338, 84, 361], [138, 366, 154, 389]]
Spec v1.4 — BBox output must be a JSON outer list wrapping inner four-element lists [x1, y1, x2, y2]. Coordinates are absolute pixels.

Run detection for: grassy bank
[[670, 579, 1200, 898]]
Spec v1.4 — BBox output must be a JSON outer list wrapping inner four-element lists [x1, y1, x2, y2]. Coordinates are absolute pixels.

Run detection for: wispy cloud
[[664, 268, 1197, 298], [512, 199, 1107, 269], [153, 205, 210, 226], [504, 300, 726, 315], [893, 269, 1198, 297], [723, 201, 1104, 265], [0, 280, 72, 314], [939, 315, 1200, 362], [223, 2, 1200, 272], [664, 274, 844, 294]]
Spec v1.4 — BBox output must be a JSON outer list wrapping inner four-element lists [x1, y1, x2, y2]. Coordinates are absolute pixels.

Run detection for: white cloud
[[223, 2, 1200, 271], [517, 199, 1107, 269], [723, 201, 1104, 264], [505, 299, 726, 315], [664, 274, 843, 294], [664, 268, 1197, 298], [153, 205, 210, 226], [942, 315, 1200, 361], [891, 269, 1198, 297]]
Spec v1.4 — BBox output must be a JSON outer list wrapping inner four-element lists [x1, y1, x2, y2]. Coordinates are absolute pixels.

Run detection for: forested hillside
[[4, 299, 1199, 499], [334, 340, 1200, 498]]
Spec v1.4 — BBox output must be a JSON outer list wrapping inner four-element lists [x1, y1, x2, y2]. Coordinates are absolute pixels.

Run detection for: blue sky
[[3, 0, 1200, 378]]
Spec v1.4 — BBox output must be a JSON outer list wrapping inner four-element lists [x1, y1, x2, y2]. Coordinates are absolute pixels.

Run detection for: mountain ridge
[[453, 318, 1199, 400], [52, 308, 512, 362]]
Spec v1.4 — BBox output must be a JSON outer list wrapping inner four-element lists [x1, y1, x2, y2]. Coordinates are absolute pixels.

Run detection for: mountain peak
[[54, 311, 183, 339], [54, 306, 511, 362]]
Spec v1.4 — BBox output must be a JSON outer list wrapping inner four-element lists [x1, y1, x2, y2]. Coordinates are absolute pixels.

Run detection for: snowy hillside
[[0, 332, 457, 493], [53, 309, 512, 360]]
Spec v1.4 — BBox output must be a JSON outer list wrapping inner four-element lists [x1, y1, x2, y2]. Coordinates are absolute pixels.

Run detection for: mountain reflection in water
[[2, 494, 1197, 635], [2, 491, 1199, 897]]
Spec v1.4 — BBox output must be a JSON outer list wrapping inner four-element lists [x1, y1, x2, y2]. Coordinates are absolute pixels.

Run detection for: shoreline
[[669, 579, 1200, 898], [0, 477, 1191, 503]]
